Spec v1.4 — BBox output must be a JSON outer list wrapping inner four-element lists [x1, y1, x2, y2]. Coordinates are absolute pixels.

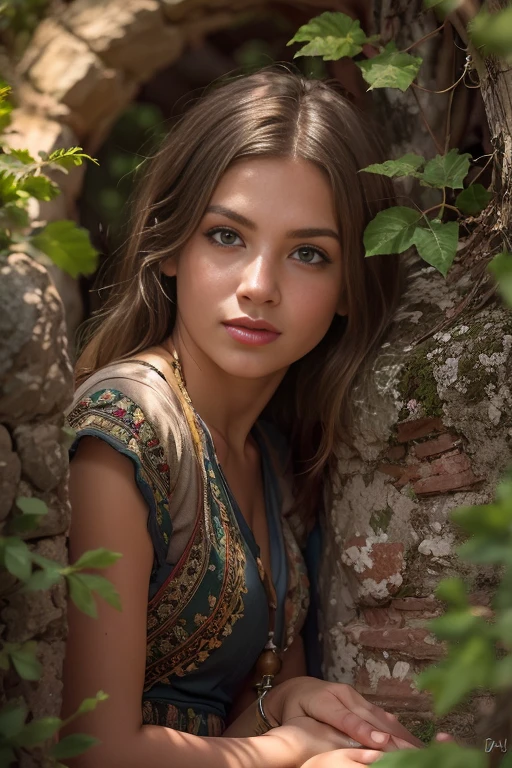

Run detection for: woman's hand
[[266, 676, 424, 752], [264, 716, 384, 768]]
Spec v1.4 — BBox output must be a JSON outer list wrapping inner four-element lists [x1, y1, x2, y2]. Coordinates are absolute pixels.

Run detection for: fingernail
[[371, 731, 389, 744]]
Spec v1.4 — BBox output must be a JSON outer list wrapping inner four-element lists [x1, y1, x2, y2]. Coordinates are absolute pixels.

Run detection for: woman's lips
[[222, 324, 281, 346]]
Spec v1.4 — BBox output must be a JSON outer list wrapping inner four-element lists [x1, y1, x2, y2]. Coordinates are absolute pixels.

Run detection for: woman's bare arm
[[61, 437, 306, 768]]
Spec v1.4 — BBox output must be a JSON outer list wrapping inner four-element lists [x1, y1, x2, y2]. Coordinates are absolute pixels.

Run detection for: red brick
[[385, 445, 407, 461], [362, 606, 404, 628], [346, 626, 445, 659], [394, 464, 428, 487], [355, 668, 431, 711], [412, 433, 462, 459], [377, 463, 406, 479], [413, 469, 481, 495], [391, 597, 441, 613], [429, 451, 471, 474], [344, 538, 405, 591], [396, 417, 444, 443]]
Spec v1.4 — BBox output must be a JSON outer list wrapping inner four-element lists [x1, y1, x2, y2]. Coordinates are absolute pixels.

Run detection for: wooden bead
[[255, 649, 282, 679]]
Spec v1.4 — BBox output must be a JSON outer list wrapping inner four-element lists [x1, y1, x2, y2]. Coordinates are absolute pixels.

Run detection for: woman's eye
[[207, 228, 243, 247], [292, 246, 327, 265]]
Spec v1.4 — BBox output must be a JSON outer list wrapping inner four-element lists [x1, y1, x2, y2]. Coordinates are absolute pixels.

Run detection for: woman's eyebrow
[[205, 204, 340, 242]]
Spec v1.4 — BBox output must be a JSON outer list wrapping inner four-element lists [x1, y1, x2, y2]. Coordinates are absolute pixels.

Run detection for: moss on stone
[[369, 506, 393, 534], [397, 341, 443, 419]]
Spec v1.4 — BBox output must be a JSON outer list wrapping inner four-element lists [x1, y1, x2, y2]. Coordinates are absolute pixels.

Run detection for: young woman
[[62, 67, 446, 768]]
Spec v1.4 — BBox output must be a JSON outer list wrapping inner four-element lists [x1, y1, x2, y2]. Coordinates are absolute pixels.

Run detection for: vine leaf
[[469, 5, 512, 59], [50, 733, 100, 760], [360, 153, 425, 178], [417, 635, 494, 716], [356, 42, 422, 91], [455, 183, 492, 216], [364, 207, 421, 256], [20, 175, 60, 202], [376, 741, 487, 768], [9, 641, 42, 681], [67, 573, 98, 618], [77, 573, 122, 612], [1, 537, 32, 581], [30, 220, 99, 279], [10, 496, 48, 533], [413, 218, 459, 276], [72, 547, 122, 571], [47, 146, 99, 171], [13, 716, 62, 748], [421, 148, 471, 189], [488, 251, 512, 308], [0, 701, 28, 739], [286, 11, 372, 60], [435, 577, 469, 609]]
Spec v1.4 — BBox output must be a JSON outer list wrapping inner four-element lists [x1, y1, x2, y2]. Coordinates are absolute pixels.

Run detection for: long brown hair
[[76, 66, 402, 533]]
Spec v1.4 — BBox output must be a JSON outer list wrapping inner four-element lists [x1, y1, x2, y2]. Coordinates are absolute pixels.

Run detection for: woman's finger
[[329, 686, 424, 749], [343, 749, 385, 765], [303, 692, 392, 750]]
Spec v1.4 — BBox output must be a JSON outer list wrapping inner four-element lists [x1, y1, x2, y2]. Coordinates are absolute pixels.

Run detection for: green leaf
[[357, 42, 422, 91], [51, 733, 100, 760], [72, 548, 122, 571], [455, 183, 492, 216], [424, 0, 465, 13], [364, 206, 421, 256], [469, 5, 512, 59], [78, 573, 122, 611], [30, 220, 99, 279], [2, 537, 32, 581], [10, 641, 42, 681], [0, 701, 28, 739], [360, 153, 425, 179], [20, 175, 60, 202], [14, 716, 61, 748], [67, 573, 98, 618], [74, 691, 109, 718], [457, 536, 512, 566], [23, 567, 62, 591], [418, 634, 495, 715], [428, 610, 486, 641], [451, 500, 512, 535], [488, 251, 512, 308], [0, 202, 30, 231], [493, 655, 512, 688], [10, 496, 48, 533], [376, 741, 486, 768], [8, 149, 35, 165], [286, 11, 370, 60], [421, 148, 471, 189], [435, 577, 468, 608], [47, 146, 99, 170], [413, 218, 459, 276]]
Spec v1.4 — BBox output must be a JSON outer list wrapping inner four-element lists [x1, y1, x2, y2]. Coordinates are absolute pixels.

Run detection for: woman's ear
[[160, 256, 177, 278]]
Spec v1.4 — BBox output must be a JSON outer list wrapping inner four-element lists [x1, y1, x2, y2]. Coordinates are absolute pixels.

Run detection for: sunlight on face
[[162, 156, 346, 380]]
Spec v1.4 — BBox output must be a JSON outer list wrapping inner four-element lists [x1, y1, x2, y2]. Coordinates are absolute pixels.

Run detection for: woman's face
[[162, 156, 346, 381]]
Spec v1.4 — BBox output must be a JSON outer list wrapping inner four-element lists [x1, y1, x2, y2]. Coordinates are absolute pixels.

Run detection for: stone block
[[21, 19, 136, 137], [0, 425, 21, 522], [64, 0, 184, 80], [0, 254, 73, 426], [396, 417, 444, 443], [385, 445, 406, 460], [14, 424, 68, 493]]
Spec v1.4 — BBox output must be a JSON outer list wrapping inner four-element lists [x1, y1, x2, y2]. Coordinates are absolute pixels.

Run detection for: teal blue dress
[[67, 359, 311, 736]]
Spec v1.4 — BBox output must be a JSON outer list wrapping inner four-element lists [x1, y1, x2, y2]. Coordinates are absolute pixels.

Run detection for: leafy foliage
[[287, 11, 371, 60], [357, 42, 423, 91], [469, 4, 512, 59]]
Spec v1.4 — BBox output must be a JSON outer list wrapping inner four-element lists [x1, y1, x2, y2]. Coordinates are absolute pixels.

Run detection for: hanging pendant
[[255, 631, 283, 696]]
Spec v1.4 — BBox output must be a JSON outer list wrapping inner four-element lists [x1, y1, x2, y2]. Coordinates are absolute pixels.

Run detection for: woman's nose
[[236, 255, 281, 305]]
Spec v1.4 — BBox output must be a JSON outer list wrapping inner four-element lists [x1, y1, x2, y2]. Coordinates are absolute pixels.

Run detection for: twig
[[401, 22, 446, 53], [411, 86, 444, 154]]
